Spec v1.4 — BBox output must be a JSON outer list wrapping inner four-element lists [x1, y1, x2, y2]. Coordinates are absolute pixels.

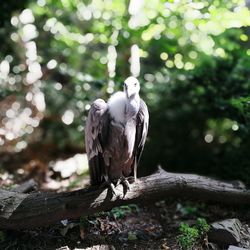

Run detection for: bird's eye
[[134, 83, 137, 87]]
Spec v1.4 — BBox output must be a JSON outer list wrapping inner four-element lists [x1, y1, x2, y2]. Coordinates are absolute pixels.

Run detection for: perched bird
[[85, 76, 149, 194]]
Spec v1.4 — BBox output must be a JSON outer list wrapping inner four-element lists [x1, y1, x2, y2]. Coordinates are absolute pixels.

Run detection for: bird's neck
[[127, 92, 139, 102], [125, 94, 140, 119]]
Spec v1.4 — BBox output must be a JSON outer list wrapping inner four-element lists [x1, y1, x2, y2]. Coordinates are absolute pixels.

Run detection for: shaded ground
[[1, 199, 250, 250], [0, 147, 250, 249]]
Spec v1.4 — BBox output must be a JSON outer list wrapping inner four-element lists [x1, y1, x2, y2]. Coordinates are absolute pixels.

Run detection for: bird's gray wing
[[133, 99, 149, 176], [85, 99, 109, 185]]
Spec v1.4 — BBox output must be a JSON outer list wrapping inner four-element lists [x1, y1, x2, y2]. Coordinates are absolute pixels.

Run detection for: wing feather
[[85, 99, 109, 185], [133, 99, 149, 173]]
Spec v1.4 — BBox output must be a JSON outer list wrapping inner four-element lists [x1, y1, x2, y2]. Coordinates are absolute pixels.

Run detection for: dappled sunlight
[[0, 8, 44, 150], [0, 0, 250, 249], [130, 44, 140, 77], [1, 0, 248, 154], [61, 109, 75, 125], [51, 153, 88, 178], [0, 0, 249, 194]]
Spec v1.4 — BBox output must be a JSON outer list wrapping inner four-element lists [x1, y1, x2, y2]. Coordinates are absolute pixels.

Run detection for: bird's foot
[[100, 181, 118, 197], [126, 176, 136, 183], [109, 182, 118, 197], [116, 177, 131, 196], [101, 177, 132, 198]]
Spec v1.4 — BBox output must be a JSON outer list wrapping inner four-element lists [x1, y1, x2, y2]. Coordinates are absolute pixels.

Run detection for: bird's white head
[[124, 76, 140, 99]]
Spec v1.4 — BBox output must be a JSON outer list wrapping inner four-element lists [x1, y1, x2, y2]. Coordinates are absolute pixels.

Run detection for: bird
[[85, 76, 149, 195]]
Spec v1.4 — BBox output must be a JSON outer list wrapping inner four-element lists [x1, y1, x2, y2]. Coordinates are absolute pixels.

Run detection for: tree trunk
[[0, 168, 249, 230]]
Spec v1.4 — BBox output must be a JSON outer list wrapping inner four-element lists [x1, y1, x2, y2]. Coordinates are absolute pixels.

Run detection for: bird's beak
[[126, 86, 133, 98]]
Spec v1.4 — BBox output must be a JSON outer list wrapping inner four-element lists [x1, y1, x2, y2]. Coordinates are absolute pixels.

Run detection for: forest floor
[[0, 145, 250, 250]]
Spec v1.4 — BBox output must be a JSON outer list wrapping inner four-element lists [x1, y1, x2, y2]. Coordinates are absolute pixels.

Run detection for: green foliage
[[90, 204, 139, 220], [178, 223, 199, 250], [127, 231, 138, 241], [142, 52, 250, 182], [110, 204, 139, 219], [230, 96, 250, 123], [196, 218, 210, 234], [0, 231, 5, 242], [178, 218, 210, 250], [79, 216, 89, 228], [178, 204, 198, 217], [0, 1, 28, 27]]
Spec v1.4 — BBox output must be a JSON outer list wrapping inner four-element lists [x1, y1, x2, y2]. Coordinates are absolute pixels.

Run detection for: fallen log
[[0, 168, 250, 230], [10, 179, 37, 193]]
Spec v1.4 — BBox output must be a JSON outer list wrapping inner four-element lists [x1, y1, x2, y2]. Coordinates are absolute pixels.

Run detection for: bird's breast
[[124, 119, 136, 155], [103, 119, 137, 179], [125, 99, 139, 119], [106, 119, 136, 158]]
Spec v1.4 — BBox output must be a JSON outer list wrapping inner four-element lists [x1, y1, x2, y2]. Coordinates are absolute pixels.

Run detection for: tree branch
[[1, 168, 250, 230], [10, 179, 37, 193]]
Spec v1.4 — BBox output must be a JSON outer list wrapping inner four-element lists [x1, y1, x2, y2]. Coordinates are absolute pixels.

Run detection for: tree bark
[[0, 168, 250, 230], [10, 179, 37, 193]]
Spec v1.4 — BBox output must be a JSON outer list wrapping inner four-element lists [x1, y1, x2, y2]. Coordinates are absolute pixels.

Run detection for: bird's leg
[[115, 178, 121, 187], [126, 176, 135, 183], [101, 176, 118, 197], [117, 177, 131, 197], [123, 162, 137, 184], [115, 177, 130, 191], [108, 182, 118, 196], [124, 162, 138, 185], [134, 161, 137, 182], [122, 178, 131, 190]]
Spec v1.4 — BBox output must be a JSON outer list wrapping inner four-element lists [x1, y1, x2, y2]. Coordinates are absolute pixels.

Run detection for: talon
[[127, 176, 135, 183], [100, 180, 118, 197], [109, 182, 118, 196], [120, 178, 131, 196], [116, 179, 121, 187], [122, 179, 130, 191]]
